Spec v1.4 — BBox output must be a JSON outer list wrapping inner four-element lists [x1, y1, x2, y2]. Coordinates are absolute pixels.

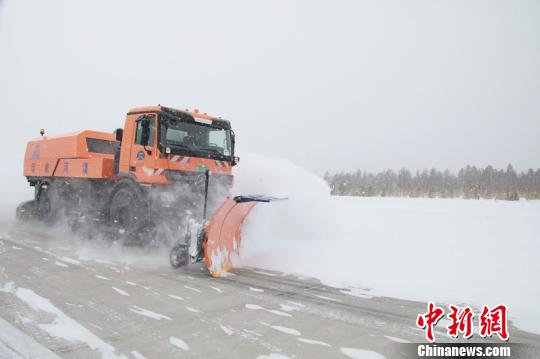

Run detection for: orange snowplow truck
[[18, 105, 274, 276]]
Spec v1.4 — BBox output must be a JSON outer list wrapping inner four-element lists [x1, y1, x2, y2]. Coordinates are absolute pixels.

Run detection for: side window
[[134, 120, 144, 144], [148, 119, 155, 146], [134, 115, 155, 146]]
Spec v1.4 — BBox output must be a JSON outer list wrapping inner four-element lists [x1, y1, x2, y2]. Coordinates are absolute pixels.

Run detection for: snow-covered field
[[235, 154, 540, 335]]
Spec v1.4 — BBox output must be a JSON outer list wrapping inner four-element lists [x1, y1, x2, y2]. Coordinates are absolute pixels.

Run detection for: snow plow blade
[[203, 195, 285, 277]]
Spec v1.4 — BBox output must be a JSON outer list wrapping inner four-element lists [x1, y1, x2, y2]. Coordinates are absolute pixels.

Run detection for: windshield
[[160, 116, 232, 159]]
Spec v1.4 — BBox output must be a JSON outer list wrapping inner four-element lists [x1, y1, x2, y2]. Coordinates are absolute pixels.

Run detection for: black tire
[[15, 200, 39, 222], [169, 244, 189, 269], [36, 184, 55, 222], [109, 180, 149, 244], [18, 182, 63, 223], [136, 220, 181, 248]]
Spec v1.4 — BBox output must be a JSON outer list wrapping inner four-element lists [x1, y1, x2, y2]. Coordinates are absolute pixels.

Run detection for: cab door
[[130, 114, 157, 179]]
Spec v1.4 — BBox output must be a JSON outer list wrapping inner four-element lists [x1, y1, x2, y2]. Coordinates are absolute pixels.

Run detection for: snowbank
[[235, 154, 540, 335]]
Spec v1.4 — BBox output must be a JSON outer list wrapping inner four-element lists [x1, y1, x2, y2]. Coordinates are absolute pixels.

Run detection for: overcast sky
[[0, 0, 538, 200]]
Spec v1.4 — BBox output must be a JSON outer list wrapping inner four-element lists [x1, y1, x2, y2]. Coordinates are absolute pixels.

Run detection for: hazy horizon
[[1, 0, 539, 203]]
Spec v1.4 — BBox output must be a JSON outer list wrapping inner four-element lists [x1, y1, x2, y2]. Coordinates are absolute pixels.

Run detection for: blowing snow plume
[[233, 153, 336, 241], [233, 153, 345, 277], [232, 153, 374, 290], [233, 154, 540, 335]]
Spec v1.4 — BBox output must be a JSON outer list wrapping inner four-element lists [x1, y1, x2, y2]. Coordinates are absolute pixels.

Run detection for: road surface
[[0, 220, 539, 358]]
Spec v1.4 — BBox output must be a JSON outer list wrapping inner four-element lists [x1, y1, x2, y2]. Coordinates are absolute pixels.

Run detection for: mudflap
[[203, 195, 285, 277]]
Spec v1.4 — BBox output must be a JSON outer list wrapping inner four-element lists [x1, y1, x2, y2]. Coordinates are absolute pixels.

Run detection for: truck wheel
[[109, 185, 145, 238], [36, 183, 57, 223], [135, 221, 177, 248], [15, 200, 39, 222], [169, 244, 189, 268]]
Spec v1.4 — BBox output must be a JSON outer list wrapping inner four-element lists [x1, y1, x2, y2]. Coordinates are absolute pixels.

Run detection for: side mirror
[[230, 130, 237, 166], [114, 128, 123, 142]]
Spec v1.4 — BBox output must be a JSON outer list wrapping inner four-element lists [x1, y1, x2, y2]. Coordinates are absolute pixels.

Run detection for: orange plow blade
[[203, 195, 285, 277]]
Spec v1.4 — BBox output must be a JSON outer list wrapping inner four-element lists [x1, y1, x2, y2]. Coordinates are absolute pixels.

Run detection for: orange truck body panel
[[24, 130, 117, 179], [23, 106, 233, 183]]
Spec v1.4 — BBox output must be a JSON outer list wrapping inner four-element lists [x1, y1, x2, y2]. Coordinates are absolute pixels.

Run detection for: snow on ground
[[257, 353, 291, 359], [169, 336, 189, 351], [167, 294, 184, 301], [208, 285, 223, 293], [183, 285, 202, 293], [130, 351, 146, 359], [341, 347, 386, 359], [297, 338, 331, 346], [235, 154, 540, 335], [248, 286, 265, 293], [218, 324, 234, 336], [245, 304, 292, 317], [111, 287, 130, 297], [0, 316, 60, 358], [129, 306, 172, 321], [270, 325, 301, 336], [0, 281, 123, 358]]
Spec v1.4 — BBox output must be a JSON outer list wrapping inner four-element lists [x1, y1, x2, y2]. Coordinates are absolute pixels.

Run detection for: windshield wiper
[[168, 143, 190, 150], [166, 144, 229, 160], [199, 147, 224, 155]]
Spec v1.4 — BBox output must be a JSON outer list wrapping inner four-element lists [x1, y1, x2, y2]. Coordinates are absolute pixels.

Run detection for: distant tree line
[[324, 165, 540, 200]]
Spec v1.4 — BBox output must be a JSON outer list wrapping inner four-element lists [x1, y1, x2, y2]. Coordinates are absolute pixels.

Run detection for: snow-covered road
[[0, 223, 539, 358], [0, 231, 417, 359]]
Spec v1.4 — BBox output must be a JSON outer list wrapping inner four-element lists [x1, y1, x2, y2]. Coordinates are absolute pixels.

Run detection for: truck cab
[[118, 106, 237, 185], [113, 106, 238, 229]]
